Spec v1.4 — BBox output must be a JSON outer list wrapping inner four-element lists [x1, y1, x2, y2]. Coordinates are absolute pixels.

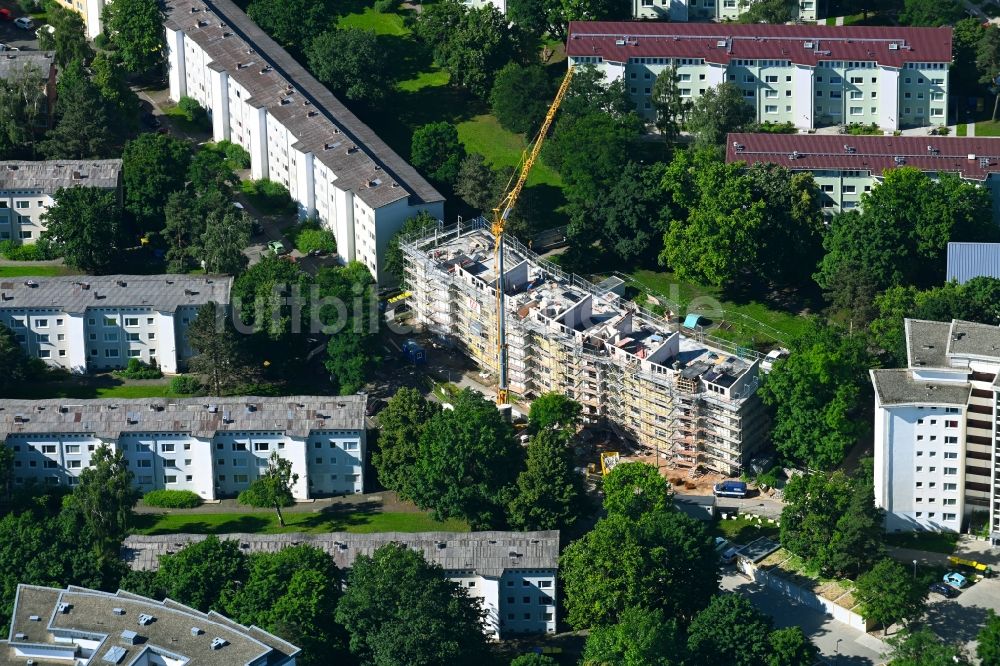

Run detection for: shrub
[[177, 96, 208, 124], [373, 0, 401, 12], [143, 489, 203, 508], [169, 374, 202, 395], [845, 122, 882, 136], [241, 179, 294, 213], [295, 228, 337, 254], [747, 120, 796, 134], [0, 239, 54, 261], [94, 33, 110, 49], [114, 358, 163, 380], [217, 140, 251, 169]]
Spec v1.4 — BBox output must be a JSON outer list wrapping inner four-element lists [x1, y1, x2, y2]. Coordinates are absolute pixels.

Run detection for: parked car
[[267, 240, 286, 255], [713, 480, 748, 499], [13, 16, 34, 30], [0, 43, 18, 52], [929, 582, 960, 598], [943, 572, 968, 589], [35, 23, 53, 39], [0, 9, 13, 21]]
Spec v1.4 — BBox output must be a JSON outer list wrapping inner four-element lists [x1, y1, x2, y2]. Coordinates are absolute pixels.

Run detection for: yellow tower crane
[[492, 66, 573, 406]]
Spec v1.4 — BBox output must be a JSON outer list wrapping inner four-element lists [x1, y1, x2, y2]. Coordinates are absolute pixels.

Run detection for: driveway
[[0, 18, 39, 51], [723, 571, 888, 665], [923, 576, 1000, 657]]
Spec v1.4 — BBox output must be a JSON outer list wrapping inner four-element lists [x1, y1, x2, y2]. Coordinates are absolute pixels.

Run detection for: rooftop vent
[[191, 627, 203, 636], [57, 603, 71, 614], [803, 41, 814, 48], [307, 111, 318, 117], [888, 42, 899, 50], [222, 31, 232, 38], [102, 646, 127, 665], [208, 404, 218, 413], [260, 66, 272, 74], [346, 146, 359, 154], [210, 637, 228, 650], [615, 39, 625, 45], [28, 615, 40, 622], [280, 97, 291, 105], [14, 633, 26, 640], [980, 157, 990, 168], [927, 145, 939, 154], [112, 608, 125, 616], [844, 144, 855, 153], [788, 151, 801, 160], [120, 630, 139, 645], [732, 141, 745, 151], [137, 613, 154, 626], [196, 19, 207, 27], [894, 156, 905, 165], [968, 154, 977, 160]]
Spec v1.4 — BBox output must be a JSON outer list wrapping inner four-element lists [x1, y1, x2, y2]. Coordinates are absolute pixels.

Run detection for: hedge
[[142, 489, 203, 508]]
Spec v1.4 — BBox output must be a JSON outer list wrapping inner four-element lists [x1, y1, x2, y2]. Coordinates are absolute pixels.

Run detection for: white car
[[13, 16, 34, 30], [0, 43, 19, 52], [35, 24, 54, 39]]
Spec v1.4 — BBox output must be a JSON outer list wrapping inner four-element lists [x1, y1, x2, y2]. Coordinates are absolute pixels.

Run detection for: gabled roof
[[567, 22, 952, 67], [726, 134, 1000, 181]]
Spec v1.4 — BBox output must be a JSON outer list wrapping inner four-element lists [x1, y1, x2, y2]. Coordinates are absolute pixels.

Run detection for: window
[[104, 349, 119, 358], [38, 350, 50, 358], [943, 498, 956, 506], [765, 105, 778, 114], [124, 317, 139, 327], [35, 318, 48, 328], [128, 349, 141, 358], [850, 76, 863, 84], [234, 474, 249, 483], [254, 442, 269, 451], [104, 332, 118, 342], [843, 185, 856, 194], [15, 200, 29, 209], [944, 483, 957, 491], [765, 75, 778, 83], [944, 467, 957, 475], [65, 444, 79, 454], [127, 333, 140, 341], [165, 475, 177, 484], [136, 459, 151, 468], [103, 316, 116, 327], [41, 444, 56, 454], [765, 90, 778, 98], [540, 580, 552, 588], [161, 443, 175, 453], [943, 513, 956, 521], [944, 452, 957, 459], [830, 91, 842, 99]]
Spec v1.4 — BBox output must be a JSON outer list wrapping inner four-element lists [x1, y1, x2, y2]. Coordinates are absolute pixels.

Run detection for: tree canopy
[[40, 187, 123, 274], [0, 323, 45, 398], [602, 461, 673, 519], [186, 302, 258, 395], [685, 82, 754, 148], [122, 133, 192, 233], [686, 593, 774, 666], [410, 122, 466, 185], [528, 392, 582, 432], [978, 610, 1000, 666], [101, 0, 165, 73], [506, 428, 586, 531], [490, 63, 553, 136], [307, 28, 394, 103], [372, 387, 441, 497], [886, 628, 971, 665], [237, 451, 298, 526], [582, 606, 686, 666], [40, 59, 114, 160], [245, 0, 334, 52], [854, 558, 927, 632]]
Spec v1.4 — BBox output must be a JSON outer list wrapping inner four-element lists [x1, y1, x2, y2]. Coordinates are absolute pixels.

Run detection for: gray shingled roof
[[0, 160, 122, 192], [0, 275, 232, 313], [0, 395, 366, 438], [946, 242, 1000, 284], [123, 531, 560, 578], [0, 52, 52, 80], [947, 320, 1000, 361], [906, 319, 952, 369], [163, 0, 443, 210], [870, 369, 971, 407]]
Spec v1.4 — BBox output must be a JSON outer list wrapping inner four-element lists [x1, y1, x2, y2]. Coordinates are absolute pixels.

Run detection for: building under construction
[[402, 221, 769, 476]]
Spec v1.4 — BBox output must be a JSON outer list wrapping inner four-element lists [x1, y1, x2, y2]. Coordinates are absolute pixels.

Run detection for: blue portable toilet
[[401, 339, 427, 364]]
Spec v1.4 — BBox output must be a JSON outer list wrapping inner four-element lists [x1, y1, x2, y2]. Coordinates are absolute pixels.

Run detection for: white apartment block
[[566, 22, 952, 131], [0, 275, 231, 374], [2, 584, 300, 665], [163, 0, 444, 284], [403, 222, 768, 476], [727, 134, 1000, 218], [633, 0, 820, 23], [125, 530, 560, 639], [1, 395, 367, 499], [0, 160, 122, 244], [871, 319, 1000, 540], [51, 0, 109, 39]]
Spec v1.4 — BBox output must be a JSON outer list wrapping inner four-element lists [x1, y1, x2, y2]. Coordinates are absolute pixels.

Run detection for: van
[[713, 480, 748, 498]]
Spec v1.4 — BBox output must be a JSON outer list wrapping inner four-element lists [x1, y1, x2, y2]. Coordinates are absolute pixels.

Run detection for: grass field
[[885, 531, 960, 555], [713, 515, 781, 544], [0, 265, 75, 278], [337, 7, 410, 36], [134, 510, 469, 535], [957, 123, 968, 137], [973, 119, 1000, 136], [15, 380, 188, 400], [456, 115, 562, 188]]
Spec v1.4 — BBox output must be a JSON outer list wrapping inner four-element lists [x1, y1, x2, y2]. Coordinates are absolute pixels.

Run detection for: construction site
[[401, 220, 770, 477]]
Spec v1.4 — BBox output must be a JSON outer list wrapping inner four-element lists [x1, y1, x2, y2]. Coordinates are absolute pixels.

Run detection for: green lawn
[[974, 119, 1000, 136], [885, 531, 959, 555], [957, 123, 968, 137], [712, 515, 780, 544], [15, 381, 188, 400], [134, 510, 469, 535], [825, 16, 836, 25], [338, 8, 410, 36], [0, 265, 76, 278], [397, 68, 450, 93], [457, 115, 562, 188]]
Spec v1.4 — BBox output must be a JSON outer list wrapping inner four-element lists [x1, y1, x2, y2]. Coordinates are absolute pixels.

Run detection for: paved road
[[723, 572, 887, 665]]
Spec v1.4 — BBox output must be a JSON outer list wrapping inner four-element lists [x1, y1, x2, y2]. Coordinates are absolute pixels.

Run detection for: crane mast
[[492, 66, 573, 407]]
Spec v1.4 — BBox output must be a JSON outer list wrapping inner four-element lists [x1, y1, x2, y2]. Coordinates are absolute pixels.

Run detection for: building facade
[[1, 584, 299, 665], [163, 0, 444, 284], [1, 395, 367, 499], [726, 134, 1000, 217], [50, 0, 109, 38], [402, 222, 768, 476], [871, 319, 1000, 540], [124, 530, 560, 639], [946, 243, 1000, 284], [633, 0, 820, 23], [0, 160, 122, 244], [0, 275, 232, 374], [566, 22, 951, 131]]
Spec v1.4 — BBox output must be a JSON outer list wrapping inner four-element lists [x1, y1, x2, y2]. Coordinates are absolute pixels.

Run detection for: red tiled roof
[[725, 133, 1000, 180], [566, 21, 952, 68]]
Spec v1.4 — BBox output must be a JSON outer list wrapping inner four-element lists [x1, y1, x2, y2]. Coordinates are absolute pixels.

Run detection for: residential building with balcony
[[726, 134, 1000, 217], [0, 160, 123, 244], [566, 22, 951, 131], [0, 275, 231, 374], [0, 394, 367, 499], [163, 0, 444, 284], [402, 221, 768, 476], [871, 319, 1000, 541]]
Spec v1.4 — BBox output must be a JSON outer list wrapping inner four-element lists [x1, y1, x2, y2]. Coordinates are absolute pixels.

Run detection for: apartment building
[[1, 394, 367, 499], [633, 0, 820, 23], [0, 160, 123, 244], [871, 319, 1000, 541], [0, 275, 231, 374], [727, 134, 1000, 216], [125, 530, 560, 639], [402, 222, 768, 476], [163, 0, 444, 284], [50, 0, 109, 38], [1, 584, 299, 665], [566, 22, 952, 131], [947, 243, 1000, 284], [0, 52, 57, 129]]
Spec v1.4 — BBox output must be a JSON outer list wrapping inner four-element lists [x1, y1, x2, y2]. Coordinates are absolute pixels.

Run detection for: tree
[[307, 28, 394, 103], [511, 655, 559, 666], [90, 51, 140, 135], [0, 62, 47, 159], [102, 0, 164, 73], [201, 208, 251, 275], [163, 191, 205, 272], [410, 122, 466, 185], [335, 543, 491, 666], [186, 302, 257, 394], [232, 255, 311, 340], [122, 133, 192, 232], [155, 536, 249, 612], [738, 0, 794, 23], [44, 3, 93, 68], [560, 511, 719, 628], [455, 153, 504, 212], [978, 26, 1000, 120], [384, 211, 438, 283], [768, 627, 819, 666], [582, 606, 686, 666], [372, 387, 441, 497], [39, 59, 114, 160], [651, 66, 689, 143], [686, 82, 754, 148], [40, 187, 122, 274], [855, 558, 927, 633], [978, 610, 1000, 666], [237, 452, 298, 526], [687, 594, 773, 666], [246, 0, 334, 52], [62, 445, 139, 571], [506, 428, 586, 531], [602, 461, 672, 519], [490, 63, 553, 135], [0, 323, 45, 398], [899, 0, 965, 26], [408, 388, 523, 528], [886, 628, 971, 665], [952, 18, 986, 101], [528, 392, 582, 432], [187, 146, 238, 195], [317, 262, 380, 394], [505, 0, 556, 38], [758, 322, 872, 470]]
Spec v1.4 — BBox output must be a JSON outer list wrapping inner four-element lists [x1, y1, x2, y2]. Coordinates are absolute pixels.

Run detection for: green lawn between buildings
[[973, 119, 1000, 136], [14, 380, 190, 400], [134, 510, 469, 535], [0, 265, 77, 278]]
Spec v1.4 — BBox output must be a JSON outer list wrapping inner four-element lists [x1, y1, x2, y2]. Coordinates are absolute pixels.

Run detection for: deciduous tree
[[651, 66, 689, 143], [855, 558, 927, 633], [307, 28, 394, 103], [122, 133, 192, 232], [186, 302, 257, 394], [246, 0, 333, 51], [384, 211, 438, 283], [490, 62, 553, 136], [978, 610, 1000, 666], [899, 0, 965, 26], [768, 627, 820, 666], [686, 82, 754, 148], [410, 122, 466, 185], [155, 536, 248, 612], [317, 262, 380, 394], [200, 208, 251, 275], [372, 388, 441, 498], [602, 461, 672, 519], [39, 59, 114, 160], [528, 392, 582, 432], [687, 594, 773, 666], [0, 323, 45, 398], [40, 187, 122, 274], [43, 3, 93, 68], [237, 452, 298, 526], [886, 628, 970, 665], [102, 0, 164, 73], [506, 428, 586, 530], [582, 606, 686, 666]]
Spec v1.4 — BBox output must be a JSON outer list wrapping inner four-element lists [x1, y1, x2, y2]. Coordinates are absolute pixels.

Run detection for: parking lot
[[924, 575, 1000, 657], [0, 6, 41, 51]]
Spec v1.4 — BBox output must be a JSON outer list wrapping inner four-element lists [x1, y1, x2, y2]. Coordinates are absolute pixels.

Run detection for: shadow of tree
[[298, 500, 381, 530]]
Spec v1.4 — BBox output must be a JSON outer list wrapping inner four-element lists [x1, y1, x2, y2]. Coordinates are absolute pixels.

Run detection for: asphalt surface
[[0, 13, 40, 52]]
